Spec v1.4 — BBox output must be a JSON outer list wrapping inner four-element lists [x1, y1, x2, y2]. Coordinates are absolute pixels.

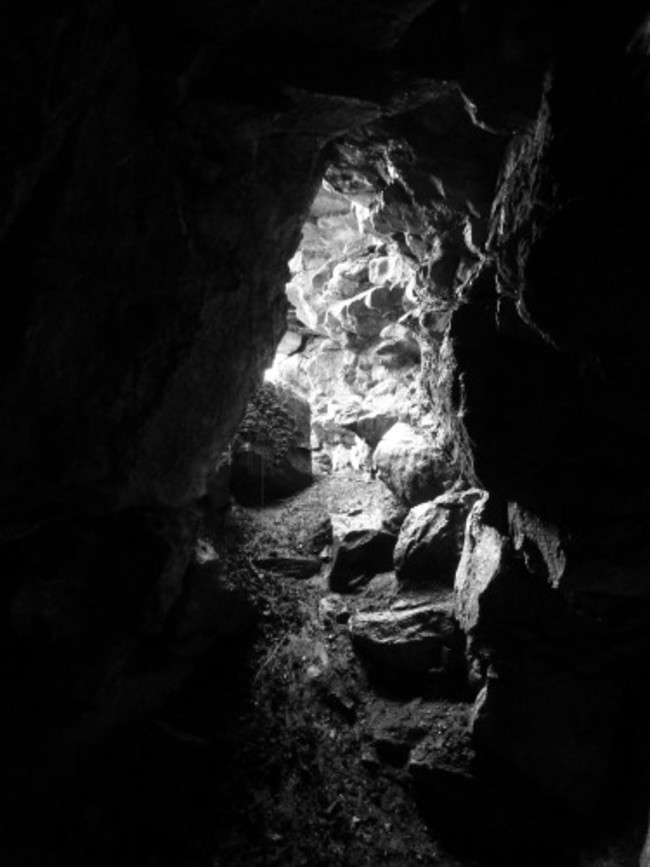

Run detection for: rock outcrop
[[230, 383, 313, 506], [374, 422, 458, 506]]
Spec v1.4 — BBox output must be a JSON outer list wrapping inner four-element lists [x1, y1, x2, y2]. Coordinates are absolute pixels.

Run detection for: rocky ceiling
[[1, 0, 650, 858]]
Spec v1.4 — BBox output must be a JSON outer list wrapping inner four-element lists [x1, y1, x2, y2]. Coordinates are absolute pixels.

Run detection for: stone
[[407, 703, 473, 779], [373, 422, 457, 506], [252, 555, 322, 580], [453, 494, 509, 633], [508, 502, 567, 588], [394, 489, 483, 588], [230, 382, 313, 506], [374, 334, 420, 368], [338, 398, 399, 449], [348, 598, 457, 673], [318, 595, 351, 627], [409, 706, 576, 866], [365, 699, 458, 765], [327, 527, 397, 593], [454, 501, 650, 816], [471, 665, 630, 816]]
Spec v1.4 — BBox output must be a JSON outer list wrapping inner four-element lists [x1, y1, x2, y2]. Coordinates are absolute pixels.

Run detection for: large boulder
[[328, 509, 396, 592], [373, 422, 458, 506], [349, 597, 458, 674], [230, 383, 312, 506], [395, 489, 483, 588]]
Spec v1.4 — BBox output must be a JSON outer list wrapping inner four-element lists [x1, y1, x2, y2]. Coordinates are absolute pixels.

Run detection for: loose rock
[[230, 383, 313, 506], [373, 422, 457, 506], [395, 489, 483, 588], [349, 598, 457, 674]]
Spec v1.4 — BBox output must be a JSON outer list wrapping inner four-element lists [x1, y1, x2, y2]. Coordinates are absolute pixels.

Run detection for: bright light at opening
[[264, 363, 281, 383]]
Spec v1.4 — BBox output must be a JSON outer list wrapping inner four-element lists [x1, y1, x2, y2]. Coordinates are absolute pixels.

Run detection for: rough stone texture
[[440, 9, 650, 833], [453, 493, 509, 634], [395, 489, 482, 588], [454, 496, 650, 816], [253, 555, 322, 580], [327, 508, 397, 592], [349, 597, 457, 674], [276, 184, 426, 472], [366, 698, 469, 767], [373, 422, 458, 506], [230, 383, 312, 506]]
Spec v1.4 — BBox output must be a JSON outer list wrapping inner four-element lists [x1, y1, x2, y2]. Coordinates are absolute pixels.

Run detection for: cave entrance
[[190, 172, 487, 867], [264, 179, 423, 481]]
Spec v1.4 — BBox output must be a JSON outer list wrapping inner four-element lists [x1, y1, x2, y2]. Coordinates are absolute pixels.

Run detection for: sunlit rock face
[[273, 184, 424, 473]]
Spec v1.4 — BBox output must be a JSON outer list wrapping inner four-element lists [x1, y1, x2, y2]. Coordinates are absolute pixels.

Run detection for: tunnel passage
[[0, 2, 650, 865]]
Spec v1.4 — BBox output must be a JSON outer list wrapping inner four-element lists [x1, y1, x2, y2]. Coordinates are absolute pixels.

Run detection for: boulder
[[230, 383, 312, 506], [327, 519, 397, 592], [395, 489, 483, 588], [349, 598, 457, 674], [454, 493, 509, 633], [373, 422, 457, 506]]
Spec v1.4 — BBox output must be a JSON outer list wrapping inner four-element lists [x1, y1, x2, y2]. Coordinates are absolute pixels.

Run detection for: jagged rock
[[374, 335, 420, 368], [508, 502, 567, 588], [303, 513, 334, 554], [274, 330, 303, 359], [407, 703, 473, 779], [327, 521, 397, 592], [395, 489, 483, 588], [409, 706, 575, 866], [471, 658, 633, 817], [337, 379, 414, 449], [230, 383, 312, 506], [374, 323, 421, 368], [318, 595, 351, 627], [326, 283, 406, 340], [454, 494, 509, 633], [349, 598, 457, 673], [456, 500, 650, 815], [365, 699, 458, 765], [373, 422, 457, 506], [380, 493, 410, 536]]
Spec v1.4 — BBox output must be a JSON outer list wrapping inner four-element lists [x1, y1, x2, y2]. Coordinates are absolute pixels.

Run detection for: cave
[[1, 2, 650, 865]]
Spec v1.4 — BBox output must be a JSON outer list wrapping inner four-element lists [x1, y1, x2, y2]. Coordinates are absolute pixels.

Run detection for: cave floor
[[165, 473, 475, 867], [11, 474, 581, 866], [69, 472, 473, 867]]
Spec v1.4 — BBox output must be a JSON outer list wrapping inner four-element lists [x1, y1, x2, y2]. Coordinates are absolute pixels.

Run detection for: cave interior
[[1, 1, 650, 865]]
